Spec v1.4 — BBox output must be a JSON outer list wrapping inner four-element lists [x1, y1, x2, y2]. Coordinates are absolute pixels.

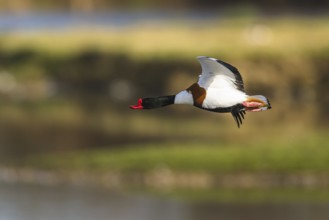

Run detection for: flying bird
[[130, 56, 271, 127]]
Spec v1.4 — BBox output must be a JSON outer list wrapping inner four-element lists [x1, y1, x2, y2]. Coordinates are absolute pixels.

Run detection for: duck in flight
[[130, 56, 271, 127]]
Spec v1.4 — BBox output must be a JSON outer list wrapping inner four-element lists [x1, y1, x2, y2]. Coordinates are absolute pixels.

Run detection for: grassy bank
[[1, 130, 328, 202], [18, 131, 328, 173]]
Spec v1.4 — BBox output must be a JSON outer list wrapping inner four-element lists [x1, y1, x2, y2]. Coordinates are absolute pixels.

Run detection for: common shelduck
[[130, 56, 271, 127]]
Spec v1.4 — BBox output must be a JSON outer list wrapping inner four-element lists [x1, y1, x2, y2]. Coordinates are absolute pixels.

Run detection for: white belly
[[202, 88, 247, 108]]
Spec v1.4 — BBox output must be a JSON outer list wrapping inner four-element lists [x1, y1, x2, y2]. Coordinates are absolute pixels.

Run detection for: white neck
[[174, 90, 193, 105]]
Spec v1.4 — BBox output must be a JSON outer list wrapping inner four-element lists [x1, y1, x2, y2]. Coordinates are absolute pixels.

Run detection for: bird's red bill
[[130, 98, 144, 110]]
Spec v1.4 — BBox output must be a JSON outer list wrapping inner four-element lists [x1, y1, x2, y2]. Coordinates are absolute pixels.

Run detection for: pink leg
[[242, 101, 264, 112], [242, 101, 263, 107]]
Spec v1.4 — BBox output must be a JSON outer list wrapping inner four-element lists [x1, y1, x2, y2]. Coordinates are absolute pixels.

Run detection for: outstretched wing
[[197, 56, 245, 92]]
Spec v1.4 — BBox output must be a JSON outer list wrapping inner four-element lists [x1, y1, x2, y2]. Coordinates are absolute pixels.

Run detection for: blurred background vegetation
[[0, 0, 328, 200]]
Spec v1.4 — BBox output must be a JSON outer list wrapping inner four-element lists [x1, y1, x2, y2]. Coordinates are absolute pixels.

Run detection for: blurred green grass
[[1, 17, 329, 59], [21, 131, 329, 173]]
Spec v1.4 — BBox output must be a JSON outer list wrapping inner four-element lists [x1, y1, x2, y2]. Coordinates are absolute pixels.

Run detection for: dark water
[[1, 183, 329, 220]]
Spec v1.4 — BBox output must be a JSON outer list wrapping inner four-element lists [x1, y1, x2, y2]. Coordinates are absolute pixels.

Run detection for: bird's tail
[[130, 95, 175, 110]]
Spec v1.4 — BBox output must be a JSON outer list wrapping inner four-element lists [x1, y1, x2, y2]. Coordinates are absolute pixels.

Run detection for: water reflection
[[1, 183, 329, 220], [188, 203, 329, 220], [0, 183, 187, 220]]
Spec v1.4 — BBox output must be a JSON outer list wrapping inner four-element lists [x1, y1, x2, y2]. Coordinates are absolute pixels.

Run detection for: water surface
[[1, 183, 329, 220]]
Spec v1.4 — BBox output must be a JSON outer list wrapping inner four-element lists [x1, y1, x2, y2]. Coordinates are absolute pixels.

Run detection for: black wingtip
[[232, 113, 241, 128], [231, 107, 246, 128]]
